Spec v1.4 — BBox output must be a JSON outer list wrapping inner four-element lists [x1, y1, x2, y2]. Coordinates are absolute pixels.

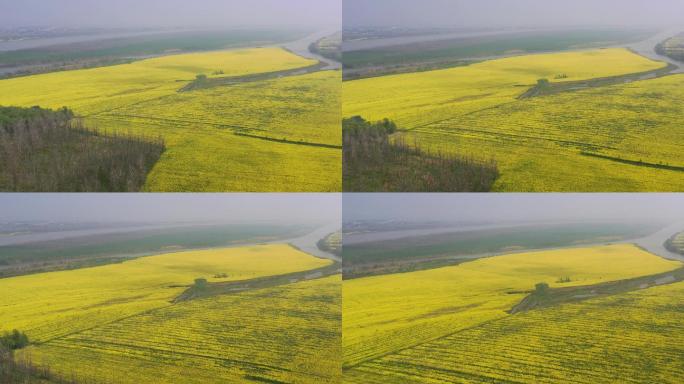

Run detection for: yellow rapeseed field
[[0, 244, 331, 342], [343, 48, 662, 127], [345, 280, 684, 384], [343, 48, 684, 191], [0, 47, 341, 191], [17, 275, 342, 384], [343, 244, 681, 368]]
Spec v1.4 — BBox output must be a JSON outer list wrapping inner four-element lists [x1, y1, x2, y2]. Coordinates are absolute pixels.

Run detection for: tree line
[[343, 116, 499, 192], [0, 105, 165, 192]]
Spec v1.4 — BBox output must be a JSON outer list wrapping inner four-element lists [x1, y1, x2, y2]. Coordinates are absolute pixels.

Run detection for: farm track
[[179, 61, 331, 92], [173, 262, 341, 302], [518, 62, 679, 99], [509, 266, 684, 314]]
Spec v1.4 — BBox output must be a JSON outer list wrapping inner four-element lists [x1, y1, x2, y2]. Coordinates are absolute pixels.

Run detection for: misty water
[[288, 222, 341, 261], [282, 30, 341, 70], [343, 221, 550, 246], [633, 221, 684, 262], [0, 223, 205, 247], [0, 30, 174, 52], [342, 28, 538, 52]]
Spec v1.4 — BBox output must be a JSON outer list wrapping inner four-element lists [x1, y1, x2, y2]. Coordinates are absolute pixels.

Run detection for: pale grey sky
[[344, 194, 684, 223], [0, 194, 341, 224], [344, 0, 684, 28], [1, 0, 341, 29]]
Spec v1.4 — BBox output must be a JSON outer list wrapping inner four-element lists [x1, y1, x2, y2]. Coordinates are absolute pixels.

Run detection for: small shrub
[[0, 329, 29, 350], [537, 78, 551, 87], [535, 282, 550, 294]]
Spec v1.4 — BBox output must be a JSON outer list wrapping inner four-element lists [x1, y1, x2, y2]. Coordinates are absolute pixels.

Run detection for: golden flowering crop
[[0, 48, 341, 191], [345, 280, 684, 384], [343, 48, 684, 191], [0, 244, 331, 342], [17, 275, 341, 384], [343, 244, 681, 369]]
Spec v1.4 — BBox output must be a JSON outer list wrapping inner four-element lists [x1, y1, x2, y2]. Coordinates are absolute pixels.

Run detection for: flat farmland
[[17, 275, 341, 384], [343, 243, 682, 379], [0, 244, 331, 342], [343, 48, 684, 191], [0, 47, 341, 191], [345, 279, 684, 384], [1, 243, 339, 382]]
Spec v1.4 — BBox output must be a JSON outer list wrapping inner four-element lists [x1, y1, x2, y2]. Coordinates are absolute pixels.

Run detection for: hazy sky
[[1, 0, 341, 29], [0, 194, 341, 224], [344, 194, 684, 224], [344, 0, 684, 28]]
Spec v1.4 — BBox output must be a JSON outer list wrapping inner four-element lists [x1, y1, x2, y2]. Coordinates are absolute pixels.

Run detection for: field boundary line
[[343, 316, 508, 370], [234, 132, 342, 149], [38, 303, 176, 345], [59, 337, 294, 373], [580, 151, 684, 172]]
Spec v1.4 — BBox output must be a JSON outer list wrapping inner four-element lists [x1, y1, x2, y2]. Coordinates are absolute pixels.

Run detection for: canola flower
[[19, 275, 341, 384], [345, 280, 684, 384], [0, 48, 341, 192], [0, 244, 331, 341], [343, 244, 681, 368], [344, 48, 684, 191]]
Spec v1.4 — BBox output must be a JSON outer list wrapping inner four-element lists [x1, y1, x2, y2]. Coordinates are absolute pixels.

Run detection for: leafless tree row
[[0, 106, 165, 192]]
